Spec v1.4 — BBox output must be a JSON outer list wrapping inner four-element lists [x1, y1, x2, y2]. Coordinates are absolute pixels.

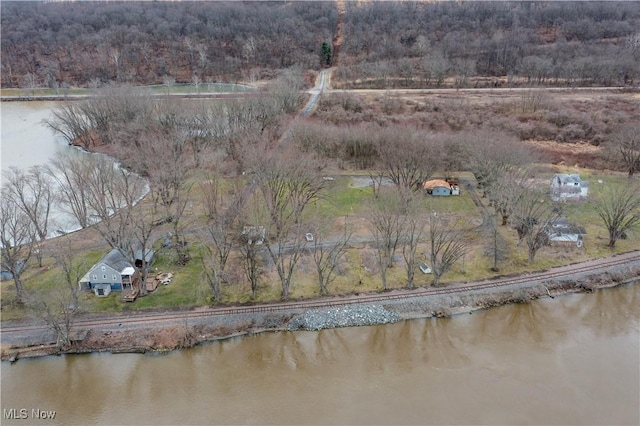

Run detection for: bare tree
[[423, 51, 451, 87], [427, 214, 468, 286], [202, 228, 232, 303], [376, 128, 438, 192], [465, 130, 534, 197], [239, 226, 264, 300], [129, 105, 192, 210], [200, 177, 247, 302], [368, 170, 385, 199], [435, 135, 465, 181], [162, 75, 175, 96], [127, 203, 161, 297], [192, 74, 201, 94], [0, 190, 36, 304], [85, 155, 148, 253], [82, 84, 154, 146], [486, 167, 532, 226], [484, 214, 510, 272], [401, 195, 425, 289], [512, 189, 562, 263], [197, 44, 208, 72], [47, 152, 92, 229], [49, 236, 86, 310], [27, 285, 79, 348], [608, 125, 640, 177], [166, 184, 193, 266], [3, 166, 54, 266], [21, 72, 38, 96], [311, 218, 352, 295], [251, 148, 326, 299], [269, 66, 306, 115], [186, 103, 226, 167], [45, 86, 154, 149], [366, 190, 405, 290], [110, 47, 121, 81], [594, 183, 640, 247], [44, 102, 95, 149]]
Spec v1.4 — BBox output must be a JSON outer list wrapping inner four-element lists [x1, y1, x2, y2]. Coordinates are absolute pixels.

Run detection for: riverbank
[[3, 258, 639, 362]]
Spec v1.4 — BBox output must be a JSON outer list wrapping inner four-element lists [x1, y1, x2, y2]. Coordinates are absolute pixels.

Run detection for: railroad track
[[2, 251, 638, 334]]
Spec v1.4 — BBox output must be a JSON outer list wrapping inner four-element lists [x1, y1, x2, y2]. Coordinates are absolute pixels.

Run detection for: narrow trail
[[332, 0, 346, 68]]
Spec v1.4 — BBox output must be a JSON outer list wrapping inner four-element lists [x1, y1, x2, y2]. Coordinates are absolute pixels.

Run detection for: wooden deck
[[146, 277, 159, 293], [122, 288, 139, 302]]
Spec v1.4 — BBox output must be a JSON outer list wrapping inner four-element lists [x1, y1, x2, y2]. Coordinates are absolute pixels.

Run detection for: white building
[[550, 174, 589, 201]]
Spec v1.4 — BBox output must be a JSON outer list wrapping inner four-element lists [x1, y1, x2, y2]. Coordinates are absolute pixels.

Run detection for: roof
[[553, 174, 589, 187], [101, 248, 134, 273], [549, 234, 581, 242], [80, 249, 134, 283], [121, 266, 136, 276], [134, 248, 155, 263], [423, 179, 451, 190], [548, 218, 587, 238]]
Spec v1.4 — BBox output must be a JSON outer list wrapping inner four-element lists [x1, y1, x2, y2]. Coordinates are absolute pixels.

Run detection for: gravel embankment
[[288, 304, 401, 331]]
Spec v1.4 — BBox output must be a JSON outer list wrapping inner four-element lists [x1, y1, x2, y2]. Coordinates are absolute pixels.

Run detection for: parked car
[[305, 232, 314, 242], [419, 263, 432, 274]]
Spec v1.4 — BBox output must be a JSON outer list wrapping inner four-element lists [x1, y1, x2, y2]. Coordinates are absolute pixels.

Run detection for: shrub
[[556, 124, 586, 142]]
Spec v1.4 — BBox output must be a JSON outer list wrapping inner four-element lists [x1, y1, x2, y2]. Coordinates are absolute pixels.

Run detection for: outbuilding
[[423, 179, 460, 196], [550, 174, 589, 201]]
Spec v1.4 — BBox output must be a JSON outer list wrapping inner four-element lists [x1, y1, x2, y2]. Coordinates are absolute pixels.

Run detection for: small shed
[[134, 248, 156, 269], [423, 179, 459, 196]]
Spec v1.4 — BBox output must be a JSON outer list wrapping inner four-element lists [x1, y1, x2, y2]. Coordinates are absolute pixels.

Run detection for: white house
[[550, 174, 589, 201]]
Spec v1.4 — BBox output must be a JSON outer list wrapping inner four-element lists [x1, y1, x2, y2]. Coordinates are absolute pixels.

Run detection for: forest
[[2, 1, 639, 89]]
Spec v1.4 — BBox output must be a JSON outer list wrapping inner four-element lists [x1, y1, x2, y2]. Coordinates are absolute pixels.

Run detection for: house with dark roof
[[550, 174, 589, 201], [80, 248, 139, 298], [547, 218, 586, 248]]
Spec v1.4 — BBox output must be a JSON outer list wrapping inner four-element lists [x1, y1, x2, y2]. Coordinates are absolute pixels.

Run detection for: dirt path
[[332, 0, 346, 67]]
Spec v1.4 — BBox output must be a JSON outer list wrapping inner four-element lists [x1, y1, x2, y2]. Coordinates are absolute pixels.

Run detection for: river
[[0, 101, 78, 175], [1, 101, 143, 236], [1, 284, 638, 425]]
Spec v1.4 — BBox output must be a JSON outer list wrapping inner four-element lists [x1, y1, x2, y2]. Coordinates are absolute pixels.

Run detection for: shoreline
[[3, 264, 639, 362]]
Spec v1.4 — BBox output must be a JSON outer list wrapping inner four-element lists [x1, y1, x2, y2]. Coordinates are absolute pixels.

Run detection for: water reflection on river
[[0, 101, 76, 176], [2, 284, 638, 425]]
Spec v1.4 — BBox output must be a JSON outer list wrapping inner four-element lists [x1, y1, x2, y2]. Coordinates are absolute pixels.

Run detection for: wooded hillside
[[1, 1, 639, 88]]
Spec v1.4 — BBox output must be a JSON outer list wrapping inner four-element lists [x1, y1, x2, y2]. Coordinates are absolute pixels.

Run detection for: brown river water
[[1, 284, 638, 425]]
